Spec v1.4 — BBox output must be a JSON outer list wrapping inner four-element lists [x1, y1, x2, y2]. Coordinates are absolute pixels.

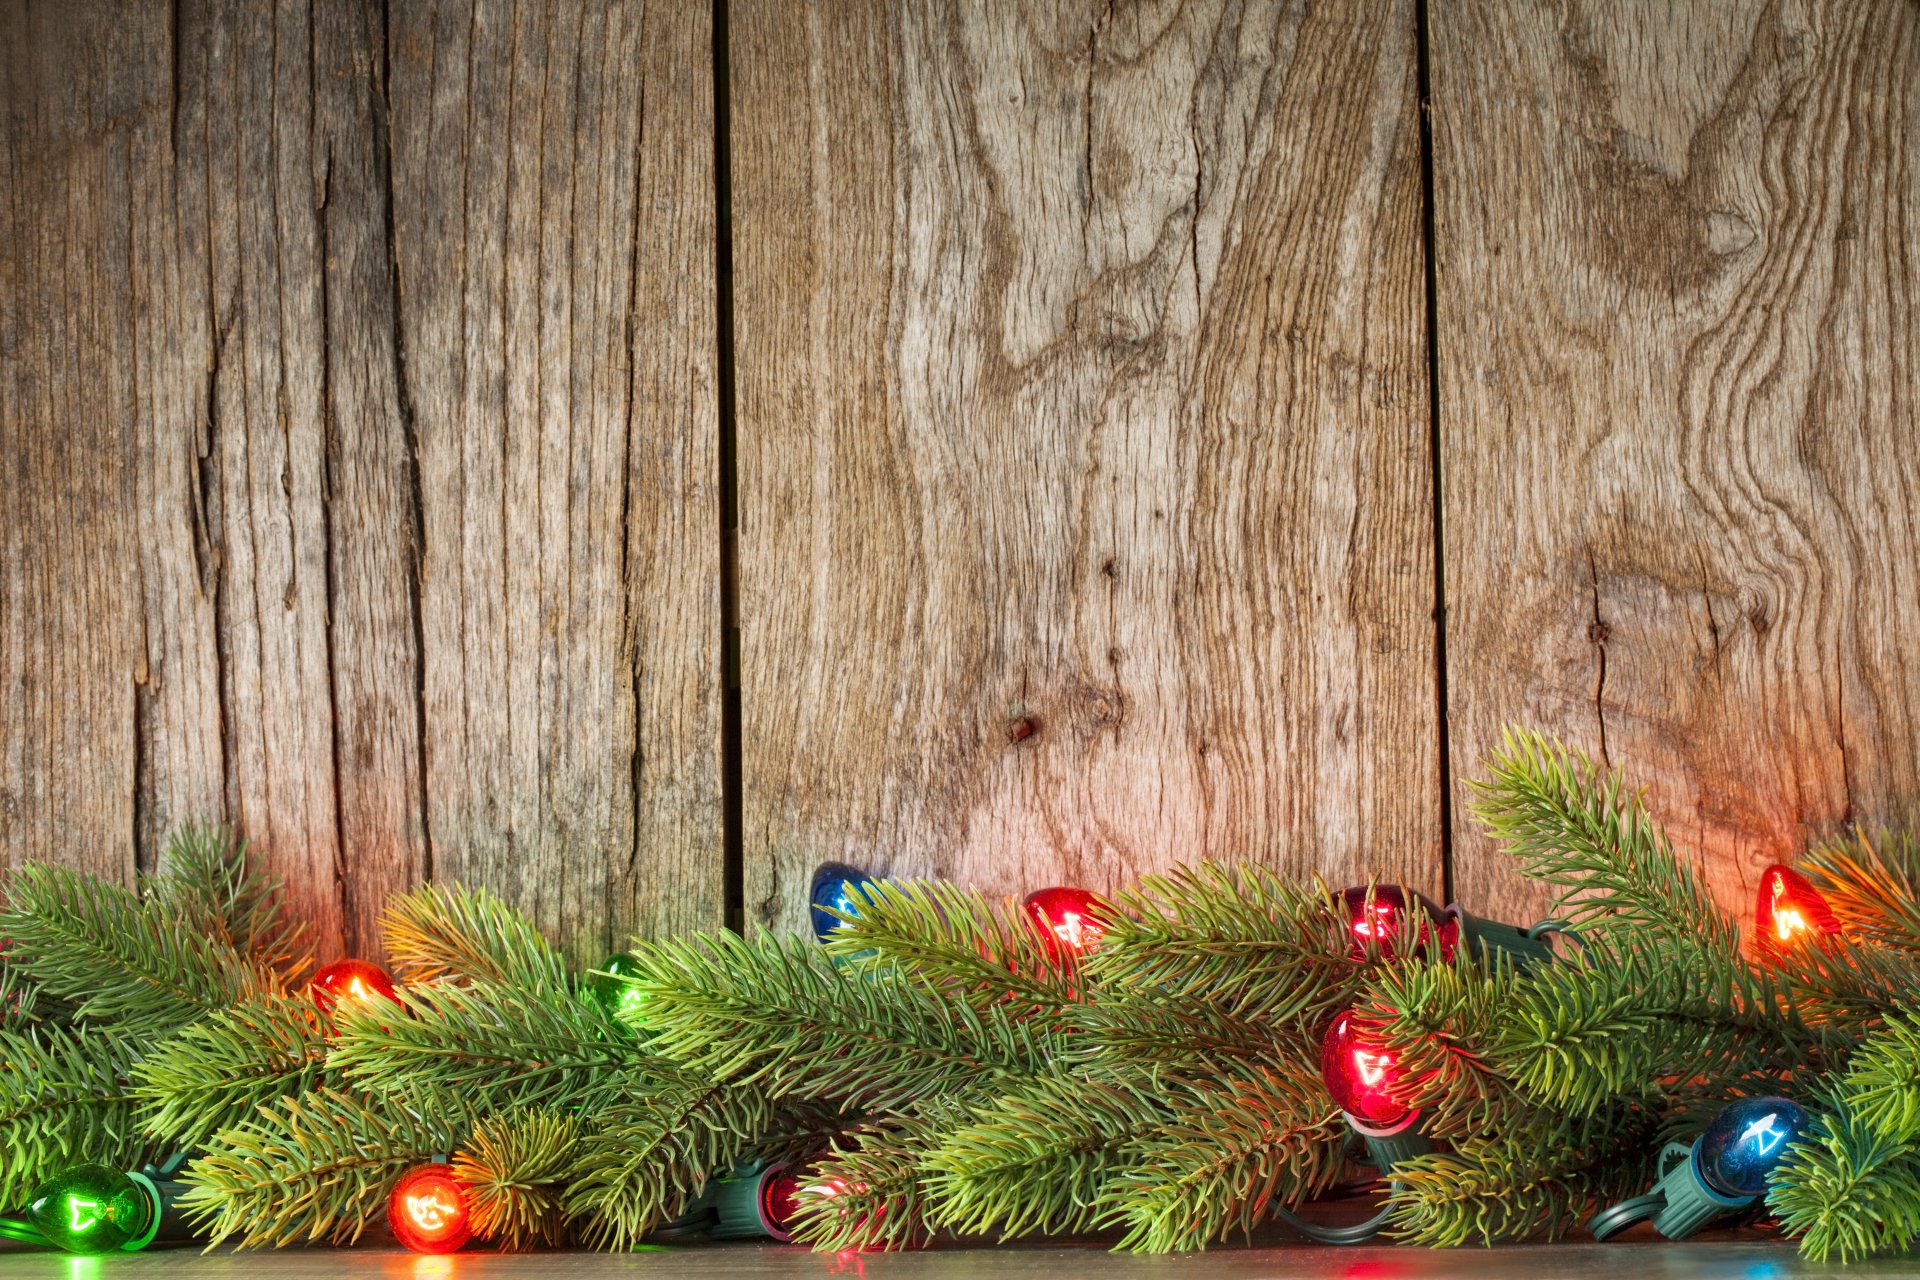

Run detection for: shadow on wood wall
[[1, 0, 1914, 962]]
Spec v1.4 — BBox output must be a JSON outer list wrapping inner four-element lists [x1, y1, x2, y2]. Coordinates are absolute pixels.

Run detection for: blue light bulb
[[809, 862, 874, 943], [1698, 1096, 1809, 1198]]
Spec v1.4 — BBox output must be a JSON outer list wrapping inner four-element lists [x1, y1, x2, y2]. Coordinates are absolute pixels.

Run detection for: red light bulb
[[1756, 864, 1840, 947], [308, 959, 398, 1016], [388, 1164, 472, 1254], [1024, 886, 1106, 958], [1337, 886, 1442, 960], [1320, 1008, 1409, 1128], [760, 1165, 805, 1241]]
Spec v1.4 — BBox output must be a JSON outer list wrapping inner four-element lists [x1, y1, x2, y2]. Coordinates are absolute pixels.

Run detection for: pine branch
[[1801, 832, 1920, 952], [1388, 1113, 1659, 1246], [1088, 862, 1359, 1024], [328, 980, 671, 1113], [178, 1086, 471, 1247], [381, 884, 570, 996], [1771, 1098, 1920, 1262], [1107, 1059, 1346, 1253], [824, 879, 1077, 1014], [743, 1098, 860, 1171], [0, 1023, 154, 1207], [789, 1115, 941, 1251], [1483, 944, 1804, 1115], [921, 1073, 1161, 1239], [1071, 997, 1315, 1079], [1357, 957, 1532, 1139], [1470, 730, 1739, 962], [1769, 927, 1920, 1033], [146, 824, 311, 976], [1, 862, 272, 1032], [621, 929, 1056, 1110], [134, 991, 332, 1148], [453, 1109, 582, 1250], [563, 1079, 776, 1247], [1833, 1016, 1920, 1143]]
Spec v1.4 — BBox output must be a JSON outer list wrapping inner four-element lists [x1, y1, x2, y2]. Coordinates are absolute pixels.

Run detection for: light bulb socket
[[1589, 1139, 1751, 1242], [663, 1160, 799, 1242], [1344, 1109, 1433, 1170], [118, 1171, 165, 1253], [1442, 905, 1558, 968]]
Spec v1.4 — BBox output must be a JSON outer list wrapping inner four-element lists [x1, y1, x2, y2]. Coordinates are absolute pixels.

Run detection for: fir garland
[[0, 730, 1913, 1259]]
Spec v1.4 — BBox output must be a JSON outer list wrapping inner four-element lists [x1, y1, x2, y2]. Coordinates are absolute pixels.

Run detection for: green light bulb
[[587, 953, 650, 1026], [26, 1164, 160, 1254]]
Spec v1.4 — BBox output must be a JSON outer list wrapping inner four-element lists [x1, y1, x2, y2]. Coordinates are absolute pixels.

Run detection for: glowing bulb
[[26, 1165, 161, 1254], [1741, 1111, 1787, 1156], [1024, 886, 1107, 959], [1320, 1009, 1410, 1127], [308, 959, 398, 1016], [588, 952, 650, 1024], [1336, 886, 1445, 961], [1754, 865, 1838, 950], [1698, 1096, 1810, 1198], [387, 1164, 472, 1255]]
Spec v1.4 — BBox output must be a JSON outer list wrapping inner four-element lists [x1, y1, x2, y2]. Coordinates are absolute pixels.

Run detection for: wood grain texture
[[0, 0, 721, 959], [388, 0, 724, 958], [1435, 0, 1920, 921], [732, 0, 1439, 931]]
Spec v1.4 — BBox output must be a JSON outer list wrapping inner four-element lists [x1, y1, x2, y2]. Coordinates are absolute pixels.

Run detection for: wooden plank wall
[[730, 0, 1438, 933], [1434, 0, 1920, 923], [2, 0, 1914, 953], [0, 0, 723, 963]]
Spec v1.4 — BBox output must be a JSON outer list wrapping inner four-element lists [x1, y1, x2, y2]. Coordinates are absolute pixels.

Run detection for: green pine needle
[[1107, 1059, 1346, 1253], [1472, 729, 1737, 960], [621, 928, 1056, 1109], [134, 991, 332, 1147], [789, 1115, 940, 1251], [563, 1080, 775, 1247], [921, 1073, 1160, 1239], [146, 825, 311, 976], [453, 1109, 583, 1249], [382, 884, 571, 996], [1388, 1117, 1657, 1246], [0, 1023, 154, 1207], [178, 1086, 472, 1247], [1801, 832, 1920, 952], [1088, 862, 1359, 1024], [825, 878, 1076, 1013], [1, 861, 274, 1032], [1771, 1099, 1920, 1262], [328, 980, 670, 1112]]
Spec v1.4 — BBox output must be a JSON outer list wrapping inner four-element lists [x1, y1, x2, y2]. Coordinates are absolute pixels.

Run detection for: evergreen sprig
[[383, 883, 570, 995], [134, 991, 331, 1147], [0, 1023, 153, 1206], [328, 981, 663, 1112], [179, 1086, 473, 1247], [1, 861, 274, 1032], [453, 1109, 582, 1249], [825, 878, 1075, 1013], [563, 1080, 776, 1246], [621, 928, 1057, 1109]]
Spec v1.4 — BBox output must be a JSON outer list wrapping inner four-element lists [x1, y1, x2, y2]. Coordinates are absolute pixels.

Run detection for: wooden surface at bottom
[[0, 1242, 1915, 1279]]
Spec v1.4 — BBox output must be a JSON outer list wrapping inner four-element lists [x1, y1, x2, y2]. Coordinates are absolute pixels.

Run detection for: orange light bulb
[[308, 959, 398, 1016], [1755, 864, 1839, 950], [387, 1164, 471, 1254]]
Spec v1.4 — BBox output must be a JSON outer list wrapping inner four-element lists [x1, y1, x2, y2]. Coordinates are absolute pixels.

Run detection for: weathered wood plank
[[1435, 0, 1920, 921], [0, 0, 157, 887], [732, 0, 1438, 931], [1, 0, 723, 959], [389, 0, 723, 957]]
